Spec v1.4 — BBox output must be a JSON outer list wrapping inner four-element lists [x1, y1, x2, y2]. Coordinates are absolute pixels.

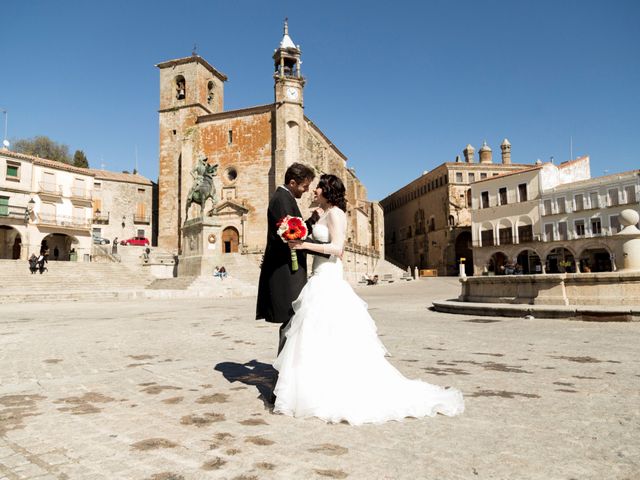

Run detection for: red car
[[120, 236, 150, 246]]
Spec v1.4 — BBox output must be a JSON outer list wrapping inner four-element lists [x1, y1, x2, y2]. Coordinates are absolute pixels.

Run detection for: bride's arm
[[290, 208, 346, 256]]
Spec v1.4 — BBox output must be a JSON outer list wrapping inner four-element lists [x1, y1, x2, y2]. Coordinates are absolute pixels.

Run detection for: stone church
[[156, 22, 384, 280]]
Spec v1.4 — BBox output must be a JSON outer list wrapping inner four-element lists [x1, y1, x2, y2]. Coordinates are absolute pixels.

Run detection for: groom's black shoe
[[268, 392, 277, 405]]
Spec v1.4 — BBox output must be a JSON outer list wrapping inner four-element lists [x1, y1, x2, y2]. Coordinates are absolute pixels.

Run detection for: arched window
[[207, 80, 214, 105], [175, 76, 186, 100], [429, 217, 436, 232]]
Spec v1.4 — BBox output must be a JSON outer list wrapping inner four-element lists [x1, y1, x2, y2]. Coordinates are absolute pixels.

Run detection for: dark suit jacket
[[256, 187, 309, 324]]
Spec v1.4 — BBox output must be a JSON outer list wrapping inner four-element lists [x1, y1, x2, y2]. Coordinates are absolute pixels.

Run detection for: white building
[[470, 156, 640, 275], [539, 169, 640, 272], [1, 149, 94, 261]]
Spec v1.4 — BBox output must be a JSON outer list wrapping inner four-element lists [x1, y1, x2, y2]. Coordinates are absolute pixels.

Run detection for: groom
[[256, 162, 325, 354]]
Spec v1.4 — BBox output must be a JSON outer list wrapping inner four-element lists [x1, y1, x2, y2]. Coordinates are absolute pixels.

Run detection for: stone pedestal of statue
[[178, 216, 223, 277]]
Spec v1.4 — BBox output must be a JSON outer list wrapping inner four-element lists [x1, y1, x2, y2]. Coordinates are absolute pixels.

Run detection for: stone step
[[0, 289, 147, 304], [147, 276, 197, 290]]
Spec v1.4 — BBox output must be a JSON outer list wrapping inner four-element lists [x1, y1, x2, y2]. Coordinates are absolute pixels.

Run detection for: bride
[[273, 174, 464, 425]]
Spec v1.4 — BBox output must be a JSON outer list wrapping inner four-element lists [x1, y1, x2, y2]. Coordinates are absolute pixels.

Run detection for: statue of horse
[[185, 161, 218, 221]]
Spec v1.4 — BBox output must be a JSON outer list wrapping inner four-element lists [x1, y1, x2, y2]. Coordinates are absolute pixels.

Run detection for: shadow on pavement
[[214, 359, 277, 404]]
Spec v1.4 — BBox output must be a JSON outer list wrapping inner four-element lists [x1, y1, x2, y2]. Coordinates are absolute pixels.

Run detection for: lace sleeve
[[321, 208, 347, 256]]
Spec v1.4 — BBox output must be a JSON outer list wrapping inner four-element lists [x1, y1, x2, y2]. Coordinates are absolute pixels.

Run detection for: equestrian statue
[[185, 157, 218, 221]]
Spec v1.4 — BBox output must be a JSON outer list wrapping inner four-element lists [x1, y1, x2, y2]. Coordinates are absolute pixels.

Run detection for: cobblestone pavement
[[0, 278, 638, 480]]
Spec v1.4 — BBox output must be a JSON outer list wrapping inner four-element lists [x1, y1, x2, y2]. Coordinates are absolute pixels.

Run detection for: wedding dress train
[[273, 213, 464, 425]]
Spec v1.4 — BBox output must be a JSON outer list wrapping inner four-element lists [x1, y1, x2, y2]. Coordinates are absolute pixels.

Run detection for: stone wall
[[92, 177, 153, 243], [459, 271, 640, 306]]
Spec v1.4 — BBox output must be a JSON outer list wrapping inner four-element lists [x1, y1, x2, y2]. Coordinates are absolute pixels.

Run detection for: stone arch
[[480, 221, 495, 247], [0, 226, 22, 259], [516, 215, 534, 242], [545, 246, 576, 273], [497, 218, 514, 245], [576, 241, 613, 272], [41, 233, 78, 261], [207, 80, 215, 105], [515, 248, 542, 274], [489, 251, 509, 275], [175, 75, 186, 100], [455, 231, 473, 276], [221, 226, 239, 253]]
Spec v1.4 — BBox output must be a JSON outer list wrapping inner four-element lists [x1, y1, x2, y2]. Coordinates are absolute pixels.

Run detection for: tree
[[72, 150, 89, 168], [13, 136, 71, 164]]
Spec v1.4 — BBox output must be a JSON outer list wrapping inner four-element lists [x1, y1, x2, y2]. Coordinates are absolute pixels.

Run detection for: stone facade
[[89, 170, 155, 245], [380, 140, 530, 276], [155, 22, 383, 278]]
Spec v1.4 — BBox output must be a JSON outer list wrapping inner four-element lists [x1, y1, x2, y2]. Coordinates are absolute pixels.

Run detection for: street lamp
[[24, 197, 35, 223], [1, 109, 9, 149]]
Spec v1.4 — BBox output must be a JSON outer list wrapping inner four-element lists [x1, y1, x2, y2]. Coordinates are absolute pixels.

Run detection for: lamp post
[[24, 197, 35, 224], [1, 109, 8, 149]]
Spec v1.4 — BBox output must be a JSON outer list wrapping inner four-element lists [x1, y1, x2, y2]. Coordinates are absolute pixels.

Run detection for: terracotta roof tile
[[89, 169, 153, 185], [0, 149, 95, 176]]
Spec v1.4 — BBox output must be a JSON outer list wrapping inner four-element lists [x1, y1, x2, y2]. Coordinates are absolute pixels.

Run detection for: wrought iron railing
[[133, 214, 151, 224], [37, 213, 91, 229], [38, 182, 62, 195], [71, 187, 92, 200], [0, 204, 28, 220], [93, 212, 109, 224]]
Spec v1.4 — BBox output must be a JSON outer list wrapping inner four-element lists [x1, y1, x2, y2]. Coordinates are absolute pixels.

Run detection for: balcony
[[93, 211, 109, 224], [0, 204, 29, 222], [133, 214, 151, 225], [344, 241, 380, 258], [37, 182, 62, 200], [37, 213, 91, 230], [70, 187, 93, 203]]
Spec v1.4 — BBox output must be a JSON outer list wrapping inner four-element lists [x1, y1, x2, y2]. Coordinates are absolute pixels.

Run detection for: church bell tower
[[273, 20, 305, 178]]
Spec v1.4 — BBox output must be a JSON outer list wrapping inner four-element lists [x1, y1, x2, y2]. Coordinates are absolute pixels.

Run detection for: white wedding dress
[[273, 208, 464, 425]]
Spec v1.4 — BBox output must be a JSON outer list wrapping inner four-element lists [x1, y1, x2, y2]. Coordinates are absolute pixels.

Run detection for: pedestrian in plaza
[[28, 253, 38, 274], [53, 246, 59, 261], [37, 253, 47, 274]]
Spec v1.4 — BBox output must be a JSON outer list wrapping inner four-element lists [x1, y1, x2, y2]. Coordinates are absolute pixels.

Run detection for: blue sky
[[1, 0, 638, 200]]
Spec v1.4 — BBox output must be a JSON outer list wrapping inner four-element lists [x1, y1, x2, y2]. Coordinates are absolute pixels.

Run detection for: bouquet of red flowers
[[277, 215, 308, 271]]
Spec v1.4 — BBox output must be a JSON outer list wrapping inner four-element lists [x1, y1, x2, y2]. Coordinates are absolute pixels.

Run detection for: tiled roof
[[558, 155, 589, 168], [0, 149, 95, 176], [547, 169, 640, 192], [472, 165, 544, 184], [89, 169, 153, 185], [155, 55, 228, 81]]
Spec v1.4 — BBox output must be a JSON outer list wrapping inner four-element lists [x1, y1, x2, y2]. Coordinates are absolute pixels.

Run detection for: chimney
[[501, 138, 511, 164], [463, 144, 475, 163], [479, 141, 492, 164]]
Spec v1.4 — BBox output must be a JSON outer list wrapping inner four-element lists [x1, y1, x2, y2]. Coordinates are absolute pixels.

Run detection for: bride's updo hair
[[318, 174, 347, 212]]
